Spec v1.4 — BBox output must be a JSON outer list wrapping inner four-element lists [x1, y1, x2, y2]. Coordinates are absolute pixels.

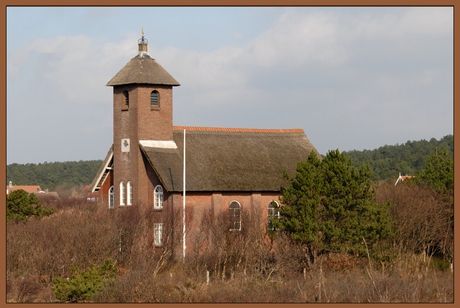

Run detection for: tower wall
[[112, 83, 173, 208]]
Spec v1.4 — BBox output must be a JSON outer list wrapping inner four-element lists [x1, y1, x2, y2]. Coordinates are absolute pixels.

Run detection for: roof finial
[[138, 28, 148, 52]]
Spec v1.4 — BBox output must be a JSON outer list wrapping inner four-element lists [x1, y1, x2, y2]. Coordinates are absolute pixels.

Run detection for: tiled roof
[[6, 185, 42, 194], [6, 185, 58, 196], [173, 126, 304, 133]]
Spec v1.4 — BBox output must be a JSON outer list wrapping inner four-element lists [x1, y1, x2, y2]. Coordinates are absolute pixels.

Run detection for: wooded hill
[[344, 134, 453, 181], [6, 135, 453, 191], [6, 160, 103, 192]]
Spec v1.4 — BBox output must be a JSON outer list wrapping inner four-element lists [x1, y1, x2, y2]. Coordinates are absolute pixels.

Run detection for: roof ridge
[[173, 126, 304, 133]]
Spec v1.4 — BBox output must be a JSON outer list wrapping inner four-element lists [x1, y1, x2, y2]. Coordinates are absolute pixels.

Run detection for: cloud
[[8, 33, 144, 108], [7, 7, 452, 164]]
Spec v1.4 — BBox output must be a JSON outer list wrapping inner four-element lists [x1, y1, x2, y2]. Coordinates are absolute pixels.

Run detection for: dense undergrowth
[[6, 182, 453, 303]]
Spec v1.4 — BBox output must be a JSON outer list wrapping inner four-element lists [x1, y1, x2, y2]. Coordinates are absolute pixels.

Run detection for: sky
[[6, 6, 453, 165]]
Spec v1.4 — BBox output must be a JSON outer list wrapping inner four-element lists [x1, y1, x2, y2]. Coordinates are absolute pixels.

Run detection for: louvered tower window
[[122, 90, 129, 110], [151, 91, 159, 110]]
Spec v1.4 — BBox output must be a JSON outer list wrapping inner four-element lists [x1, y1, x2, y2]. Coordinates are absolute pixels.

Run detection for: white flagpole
[[183, 129, 186, 262]]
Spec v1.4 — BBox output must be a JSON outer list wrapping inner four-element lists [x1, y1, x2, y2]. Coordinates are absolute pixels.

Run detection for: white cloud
[[8, 33, 138, 106], [7, 7, 452, 163]]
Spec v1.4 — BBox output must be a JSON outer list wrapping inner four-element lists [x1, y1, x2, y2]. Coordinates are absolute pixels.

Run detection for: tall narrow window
[[122, 90, 129, 110], [268, 201, 280, 230], [229, 201, 241, 231], [120, 181, 125, 206], [109, 186, 114, 209], [154, 185, 163, 210], [151, 90, 159, 110], [127, 181, 133, 206], [154, 223, 164, 246]]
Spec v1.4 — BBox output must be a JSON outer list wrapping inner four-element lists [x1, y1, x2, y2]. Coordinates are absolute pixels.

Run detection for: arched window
[[154, 185, 163, 210], [229, 201, 241, 231], [127, 181, 133, 206], [109, 186, 114, 209], [151, 90, 159, 110], [268, 201, 280, 230], [122, 90, 129, 110], [120, 181, 125, 206]]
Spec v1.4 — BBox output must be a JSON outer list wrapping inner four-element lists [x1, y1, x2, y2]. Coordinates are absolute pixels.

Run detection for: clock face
[[121, 138, 130, 152]]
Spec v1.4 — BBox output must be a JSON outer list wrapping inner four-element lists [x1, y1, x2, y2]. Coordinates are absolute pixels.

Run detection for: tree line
[[6, 160, 103, 191], [344, 134, 453, 181], [6, 135, 452, 191]]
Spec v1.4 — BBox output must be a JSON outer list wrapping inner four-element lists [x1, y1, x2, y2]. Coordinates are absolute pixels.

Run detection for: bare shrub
[[377, 182, 452, 261], [54, 184, 87, 198], [7, 190, 453, 303], [326, 252, 362, 274], [187, 205, 269, 281], [7, 276, 42, 303]]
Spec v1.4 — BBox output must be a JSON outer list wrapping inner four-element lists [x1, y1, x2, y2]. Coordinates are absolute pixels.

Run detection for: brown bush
[[376, 182, 453, 261], [6, 193, 453, 303], [7, 276, 43, 303]]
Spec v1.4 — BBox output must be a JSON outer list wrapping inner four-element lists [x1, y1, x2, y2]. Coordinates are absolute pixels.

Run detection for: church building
[[89, 32, 319, 254]]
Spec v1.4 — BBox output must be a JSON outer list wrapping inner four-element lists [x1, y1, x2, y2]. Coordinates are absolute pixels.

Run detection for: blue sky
[[7, 6, 453, 165]]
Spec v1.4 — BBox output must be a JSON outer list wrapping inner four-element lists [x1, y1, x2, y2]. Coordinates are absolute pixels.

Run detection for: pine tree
[[420, 148, 453, 192], [273, 150, 396, 263], [6, 189, 55, 222]]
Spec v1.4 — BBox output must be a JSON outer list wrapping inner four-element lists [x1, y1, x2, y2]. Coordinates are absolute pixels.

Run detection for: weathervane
[[139, 27, 148, 45]]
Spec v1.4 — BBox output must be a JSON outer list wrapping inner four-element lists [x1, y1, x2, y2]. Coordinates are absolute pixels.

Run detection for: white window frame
[[229, 201, 241, 231], [268, 201, 280, 230], [109, 186, 114, 209], [120, 181, 125, 206], [154, 185, 163, 210], [154, 223, 164, 246], [127, 181, 132, 206]]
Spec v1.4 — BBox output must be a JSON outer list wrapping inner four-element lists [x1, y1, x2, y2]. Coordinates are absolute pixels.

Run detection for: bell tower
[[107, 30, 180, 207]]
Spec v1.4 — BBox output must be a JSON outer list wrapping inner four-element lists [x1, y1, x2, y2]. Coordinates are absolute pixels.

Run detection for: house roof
[[139, 127, 319, 192], [6, 185, 42, 195], [6, 185, 58, 196], [106, 51, 180, 86], [395, 173, 415, 186]]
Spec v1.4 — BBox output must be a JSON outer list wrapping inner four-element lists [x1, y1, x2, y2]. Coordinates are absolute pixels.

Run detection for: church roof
[[139, 127, 319, 192], [106, 51, 180, 86]]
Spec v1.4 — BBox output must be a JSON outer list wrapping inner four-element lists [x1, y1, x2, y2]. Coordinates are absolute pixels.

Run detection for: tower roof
[[106, 32, 180, 87]]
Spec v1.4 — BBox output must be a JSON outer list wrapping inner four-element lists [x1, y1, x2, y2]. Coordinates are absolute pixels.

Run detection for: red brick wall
[[169, 191, 281, 258], [112, 84, 174, 208], [97, 170, 113, 208]]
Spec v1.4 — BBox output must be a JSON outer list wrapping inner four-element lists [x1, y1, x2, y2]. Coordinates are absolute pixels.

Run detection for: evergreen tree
[[52, 259, 117, 303], [6, 189, 55, 222], [273, 150, 396, 263], [419, 148, 453, 192]]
